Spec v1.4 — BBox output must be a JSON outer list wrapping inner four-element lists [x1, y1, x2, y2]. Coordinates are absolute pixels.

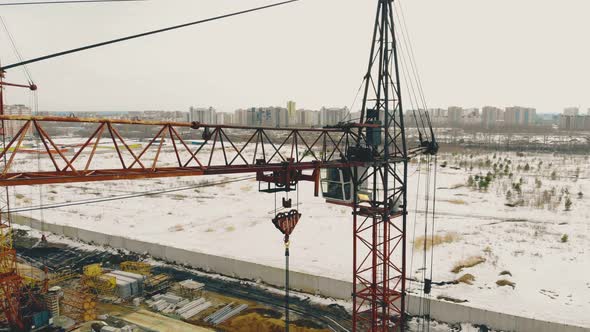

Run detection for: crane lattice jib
[[0, 115, 429, 187]]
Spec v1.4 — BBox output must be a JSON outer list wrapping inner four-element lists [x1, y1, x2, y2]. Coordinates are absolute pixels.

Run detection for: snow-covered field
[[7, 139, 590, 328]]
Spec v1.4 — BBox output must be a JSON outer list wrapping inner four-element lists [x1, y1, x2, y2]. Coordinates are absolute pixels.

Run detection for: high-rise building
[[447, 106, 464, 126], [3, 104, 32, 137], [463, 108, 480, 125], [481, 106, 504, 128], [427, 108, 446, 125], [298, 109, 319, 127], [287, 101, 297, 126], [319, 107, 348, 126], [233, 107, 289, 127], [559, 114, 590, 131], [563, 107, 579, 116], [504, 106, 536, 126], [216, 112, 232, 125], [189, 107, 216, 124]]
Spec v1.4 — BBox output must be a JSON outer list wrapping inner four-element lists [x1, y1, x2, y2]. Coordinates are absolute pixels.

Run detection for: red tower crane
[[0, 0, 437, 330]]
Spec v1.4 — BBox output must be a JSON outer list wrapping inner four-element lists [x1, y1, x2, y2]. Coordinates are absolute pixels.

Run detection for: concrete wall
[[14, 216, 589, 332]]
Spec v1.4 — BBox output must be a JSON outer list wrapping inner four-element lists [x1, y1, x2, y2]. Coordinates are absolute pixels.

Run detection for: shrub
[[506, 190, 512, 201], [512, 183, 522, 195], [499, 270, 512, 277], [578, 192, 584, 199], [551, 170, 557, 180], [561, 234, 568, 243], [478, 179, 489, 191], [565, 197, 572, 211], [524, 163, 530, 171]]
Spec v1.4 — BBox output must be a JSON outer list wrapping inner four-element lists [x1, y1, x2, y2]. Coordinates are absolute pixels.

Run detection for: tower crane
[[0, 0, 438, 330]]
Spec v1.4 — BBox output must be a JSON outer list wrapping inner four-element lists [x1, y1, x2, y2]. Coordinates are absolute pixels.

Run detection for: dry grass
[[414, 232, 460, 250], [223, 312, 329, 332], [168, 224, 184, 232], [225, 226, 236, 232], [451, 256, 486, 273], [444, 199, 468, 205], [496, 279, 516, 288], [456, 273, 475, 285], [240, 185, 253, 192], [172, 194, 185, 201]]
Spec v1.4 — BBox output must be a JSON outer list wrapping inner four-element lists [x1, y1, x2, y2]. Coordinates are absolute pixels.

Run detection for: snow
[[7, 139, 590, 328]]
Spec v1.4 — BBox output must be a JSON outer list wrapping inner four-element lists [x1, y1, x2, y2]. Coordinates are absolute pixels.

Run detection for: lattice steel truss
[[351, 0, 433, 330], [0, 115, 371, 186]]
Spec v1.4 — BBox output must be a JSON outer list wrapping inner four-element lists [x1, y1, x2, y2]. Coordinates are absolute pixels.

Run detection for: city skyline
[[14, 102, 590, 116], [10, 101, 589, 131]]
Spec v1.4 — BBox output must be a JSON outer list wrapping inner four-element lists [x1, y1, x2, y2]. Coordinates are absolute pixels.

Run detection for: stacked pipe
[[212, 304, 248, 325], [180, 301, 212, 320], [204, 303, 233, 323], [176, 299, 189, 308], [150, 299, 171, 312], [176, 298, 205, 316]]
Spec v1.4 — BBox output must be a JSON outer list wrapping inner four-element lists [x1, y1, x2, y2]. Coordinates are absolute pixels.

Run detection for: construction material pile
[[146, 292, 212, 320], [204, 303, 249, 325]]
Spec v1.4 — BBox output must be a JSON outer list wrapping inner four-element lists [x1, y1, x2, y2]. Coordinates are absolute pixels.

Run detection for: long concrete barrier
[[13, 216, 589, 332]]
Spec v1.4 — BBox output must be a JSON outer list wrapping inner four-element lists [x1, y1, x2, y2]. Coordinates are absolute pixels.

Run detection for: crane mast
[[352, 0, 407, 330]]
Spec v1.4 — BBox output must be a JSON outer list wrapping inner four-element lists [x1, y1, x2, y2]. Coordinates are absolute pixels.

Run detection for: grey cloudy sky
[[1, 0, 589, 114]]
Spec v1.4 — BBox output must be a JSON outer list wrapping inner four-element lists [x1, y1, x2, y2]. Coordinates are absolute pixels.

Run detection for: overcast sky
[[1, 0, 589, 114]]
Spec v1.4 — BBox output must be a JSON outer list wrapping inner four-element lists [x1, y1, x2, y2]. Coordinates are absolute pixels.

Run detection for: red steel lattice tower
[[351, 0, 426, 330]]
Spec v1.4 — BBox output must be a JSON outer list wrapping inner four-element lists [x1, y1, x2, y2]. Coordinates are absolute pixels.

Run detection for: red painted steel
[[0, 117, 366, 186]]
